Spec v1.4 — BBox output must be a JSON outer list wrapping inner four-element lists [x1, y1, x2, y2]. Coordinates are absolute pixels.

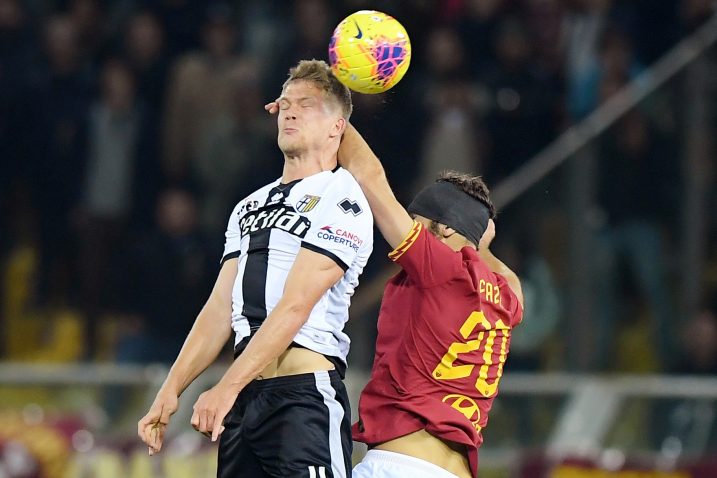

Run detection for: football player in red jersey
[[264, 99, 523, 478], [338, 123, 524, 478]]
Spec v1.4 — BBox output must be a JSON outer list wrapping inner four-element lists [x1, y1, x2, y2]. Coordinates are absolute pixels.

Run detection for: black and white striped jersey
[[221, 167, 373, 366]]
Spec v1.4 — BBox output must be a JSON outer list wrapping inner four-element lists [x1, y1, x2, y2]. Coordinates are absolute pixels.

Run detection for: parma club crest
[[296, 195, 321, 213]]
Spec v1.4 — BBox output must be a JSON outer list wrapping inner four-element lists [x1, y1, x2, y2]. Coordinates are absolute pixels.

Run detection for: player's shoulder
[[469, 254, 522, 304], [232, 179, 280, 217], [333, 167, 363, 189], [328, 167, 372, 214]]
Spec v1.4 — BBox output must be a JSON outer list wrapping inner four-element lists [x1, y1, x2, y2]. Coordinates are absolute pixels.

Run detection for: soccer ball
[[328, 10, 411, 94]]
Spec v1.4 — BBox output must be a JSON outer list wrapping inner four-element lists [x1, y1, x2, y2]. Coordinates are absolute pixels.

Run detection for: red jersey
[[352, 222, 523, 477]]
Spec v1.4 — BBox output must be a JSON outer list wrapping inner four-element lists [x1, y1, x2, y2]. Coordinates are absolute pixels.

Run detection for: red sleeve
[[490, 269, 524, 327], [388, 221, 462, 287]]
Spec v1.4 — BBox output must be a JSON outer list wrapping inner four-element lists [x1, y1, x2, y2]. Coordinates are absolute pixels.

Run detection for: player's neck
[[281, 151, 338, 183]]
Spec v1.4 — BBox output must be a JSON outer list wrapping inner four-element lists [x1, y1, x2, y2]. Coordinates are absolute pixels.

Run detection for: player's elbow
[[505, 274, 524, 308], [277, 297, 314, 324], [200, 295, 232, 324], [352, 156, 386, 185], [366, 160, 387, 182]]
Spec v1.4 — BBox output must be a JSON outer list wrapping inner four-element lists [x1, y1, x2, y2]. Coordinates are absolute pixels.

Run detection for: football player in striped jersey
[[139, 60, 373, 478]]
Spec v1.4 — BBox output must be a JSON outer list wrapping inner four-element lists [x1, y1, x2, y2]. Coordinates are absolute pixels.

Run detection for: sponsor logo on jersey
[[442, 393, 482, 431], [296, 194, 321, 213], [239, 199, 259, 214], [239, 205, 311, 238], [317, 225, 364, 252], [338, 198, 362, 216]]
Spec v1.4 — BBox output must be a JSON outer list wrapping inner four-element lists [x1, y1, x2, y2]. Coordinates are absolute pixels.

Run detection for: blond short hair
[[283, 59, 352, 119]]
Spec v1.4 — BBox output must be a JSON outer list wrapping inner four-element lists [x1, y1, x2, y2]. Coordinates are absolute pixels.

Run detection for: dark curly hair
[[437, 170, 496, 219]]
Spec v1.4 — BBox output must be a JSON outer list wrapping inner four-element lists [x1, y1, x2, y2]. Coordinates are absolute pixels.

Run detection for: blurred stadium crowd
[[1, 0, 716, 377]]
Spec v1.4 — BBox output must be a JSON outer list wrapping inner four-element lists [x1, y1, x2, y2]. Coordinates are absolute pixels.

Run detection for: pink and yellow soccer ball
[[328, 10, 411, 94]]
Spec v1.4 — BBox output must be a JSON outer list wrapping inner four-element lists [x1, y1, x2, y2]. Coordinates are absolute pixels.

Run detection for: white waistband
[[362, 449, 462, 478]]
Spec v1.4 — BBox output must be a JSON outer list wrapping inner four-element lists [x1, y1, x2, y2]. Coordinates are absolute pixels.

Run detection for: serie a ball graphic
[[328, 10, 412, 94]]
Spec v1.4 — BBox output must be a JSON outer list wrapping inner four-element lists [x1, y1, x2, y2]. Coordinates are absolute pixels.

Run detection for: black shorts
[[217, 370, 352, 478]]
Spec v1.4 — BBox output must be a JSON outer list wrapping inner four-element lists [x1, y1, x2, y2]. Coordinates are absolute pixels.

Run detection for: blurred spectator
[[82, 58, 142, 224], [194, 57, 276, 235], [0, 0, 35, 191], [592, 111, 678, 370], [413, 26, 475, 185], [423, 26, 468, 82], [416, 77, 486, 190], [609, 0, 679, 64], [161, 2, 242, 180], [123, 10, 169, 114], [521, 0, 565, 75], [22, 14, 93, 307], [67, 0, 107, 63], [563, 0, 612, 102], [267, 0, 336, 96], [673, 302, 717, 375], [115, 188, 214, 364], [77, 58, 148, 357], [681, 0, 716, 32], [122, 10, 168, 227], [148, 0, 205, 59], [499, 229, 562, 372], [457, 0, 506, 74], [481, 17, 561, 182], [2, 184, 38, 359], [568, 24, 643, 119], [349, 92, 421, 207], [2, 185, 84, 363]]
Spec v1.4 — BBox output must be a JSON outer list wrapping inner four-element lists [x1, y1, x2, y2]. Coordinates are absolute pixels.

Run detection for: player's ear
[[330, 116, 346, 139], [439, 224, 456, 239]]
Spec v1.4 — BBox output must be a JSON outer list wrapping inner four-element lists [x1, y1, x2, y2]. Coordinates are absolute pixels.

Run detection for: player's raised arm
[[337, 123, 414, 249], [478, 219, 524, 308]]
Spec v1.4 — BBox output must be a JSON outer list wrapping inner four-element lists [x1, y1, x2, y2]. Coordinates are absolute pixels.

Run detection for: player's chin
[[278, 139, 304, 157]]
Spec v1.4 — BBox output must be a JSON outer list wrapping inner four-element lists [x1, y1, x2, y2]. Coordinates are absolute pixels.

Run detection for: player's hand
[[264, 100, 279, 115], [190, 382, 238, 442], [138, 389, 179, 456], [478, 219, 496, 250]]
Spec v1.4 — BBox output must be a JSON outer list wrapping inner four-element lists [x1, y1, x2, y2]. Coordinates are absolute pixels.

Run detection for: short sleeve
[[501, 274, 524, 327], [301, 190, 373, 271], [512, 299, 524, 327], [388, 221, 462, 287], [220, 202, 242, 265]]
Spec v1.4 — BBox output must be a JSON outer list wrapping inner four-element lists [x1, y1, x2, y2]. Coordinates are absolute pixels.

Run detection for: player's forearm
[[218, 301, 309, 392], [340, 124, 414, 247], [361, 176, 414, 248], [161, 303, 232, 396], [339, 123, 385, 183], [479, 248, 523, 306]]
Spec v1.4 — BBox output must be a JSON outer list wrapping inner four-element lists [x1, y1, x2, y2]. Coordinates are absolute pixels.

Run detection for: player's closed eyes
[[278, 99, 315, 110]]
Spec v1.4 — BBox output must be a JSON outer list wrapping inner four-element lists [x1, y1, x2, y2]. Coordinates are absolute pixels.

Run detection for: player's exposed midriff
[[256, 346, 335, 379], [375, 429, 472, 478]]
